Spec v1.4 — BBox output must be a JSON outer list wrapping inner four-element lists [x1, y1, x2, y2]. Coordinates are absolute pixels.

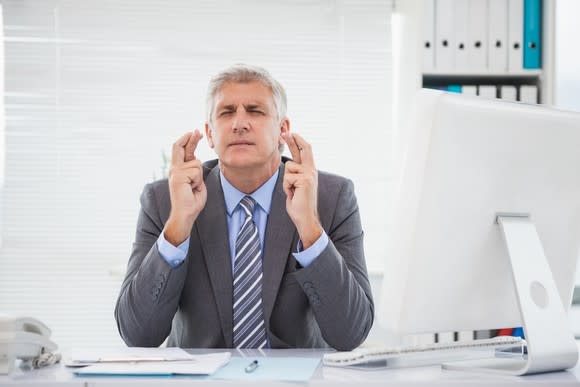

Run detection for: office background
[[0, 0, 578, 349]]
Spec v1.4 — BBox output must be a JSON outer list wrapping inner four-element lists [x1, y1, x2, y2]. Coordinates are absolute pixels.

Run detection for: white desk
[[1, 347, 579, 387]]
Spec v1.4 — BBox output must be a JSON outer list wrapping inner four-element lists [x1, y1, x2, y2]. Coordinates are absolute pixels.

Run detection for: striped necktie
[[232, 196, 267, 349]]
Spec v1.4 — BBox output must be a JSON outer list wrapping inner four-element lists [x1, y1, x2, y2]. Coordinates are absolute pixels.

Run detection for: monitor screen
[[379, 89, 580, 337]]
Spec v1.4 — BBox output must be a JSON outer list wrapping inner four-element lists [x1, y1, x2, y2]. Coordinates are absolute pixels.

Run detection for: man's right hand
[[164, 130, 207, 246]]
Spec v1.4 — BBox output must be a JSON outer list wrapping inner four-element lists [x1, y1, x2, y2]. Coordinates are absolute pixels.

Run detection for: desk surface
[[1, 348, 579, 387]]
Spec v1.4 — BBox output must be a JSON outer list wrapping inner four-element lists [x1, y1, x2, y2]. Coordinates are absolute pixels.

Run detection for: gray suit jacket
[[115, 158, 374, 350]]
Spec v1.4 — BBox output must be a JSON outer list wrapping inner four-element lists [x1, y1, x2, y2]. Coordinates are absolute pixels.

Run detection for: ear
[[205, 122, 214, 148], [279, 118, 290, 146]]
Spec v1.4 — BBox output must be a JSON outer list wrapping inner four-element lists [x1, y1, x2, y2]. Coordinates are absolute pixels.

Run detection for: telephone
[[0, 314, 59, 374]]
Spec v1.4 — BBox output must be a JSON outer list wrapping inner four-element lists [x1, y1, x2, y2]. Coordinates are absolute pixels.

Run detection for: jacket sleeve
[[114, 182, 188, 347], [293, 178, 374, 351]]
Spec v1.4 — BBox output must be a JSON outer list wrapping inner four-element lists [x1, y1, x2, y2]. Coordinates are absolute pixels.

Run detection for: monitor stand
[[443, 214, 579, 375]]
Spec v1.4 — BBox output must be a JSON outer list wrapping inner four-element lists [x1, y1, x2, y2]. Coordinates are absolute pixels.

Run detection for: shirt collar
[[220, 169, 279, 216]]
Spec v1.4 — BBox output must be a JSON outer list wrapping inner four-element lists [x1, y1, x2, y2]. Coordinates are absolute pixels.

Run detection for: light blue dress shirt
[[157, 170, 329, 268]]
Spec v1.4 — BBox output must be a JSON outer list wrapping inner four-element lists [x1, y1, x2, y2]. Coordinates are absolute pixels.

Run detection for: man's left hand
[[282, 133, 323, 249]]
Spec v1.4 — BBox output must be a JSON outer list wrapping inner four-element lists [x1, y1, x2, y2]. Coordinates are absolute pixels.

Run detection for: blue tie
[[232, 196, 267, 348]]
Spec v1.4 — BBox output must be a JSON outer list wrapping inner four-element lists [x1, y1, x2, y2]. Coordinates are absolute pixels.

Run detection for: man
[[115, 64, 373, 350]]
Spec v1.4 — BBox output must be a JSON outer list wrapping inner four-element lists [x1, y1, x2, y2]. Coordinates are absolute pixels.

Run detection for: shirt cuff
[[293, 232, 329, 268], [157, 232, 190, 268]]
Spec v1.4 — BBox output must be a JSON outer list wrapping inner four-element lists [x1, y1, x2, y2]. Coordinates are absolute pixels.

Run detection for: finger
[[282, 132, 301, 164], [169, 160, 201, 177], [291, 133, 315, 167], [284, 161, 303, 174], [190, 177, 205, 192], [180, 159, 203, 170], [184, 171, 204, 192], [283, 185, 293, 200], [170, 168, 202, 186], [184, 129, 203, 163], [171, 132, 193, 166], [283, 174, 297, 199], [169, 160, 202, 183]]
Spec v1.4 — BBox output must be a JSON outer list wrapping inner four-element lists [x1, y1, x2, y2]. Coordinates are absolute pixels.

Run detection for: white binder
[[500, 85, 517, 101], [508, 0, 524, 72], [467, 0, 488, 70], [423, 0, 436, 72], [435, 0, 455, 71], [406, 333, 436, 346], [457, 331, 475, 342], [519, 85, 539, 103], [488, 0, 508, 72], [438, 332, 455, 343], [461, 85, 477, 96], [478, 85, 497, 98], [454, 0, 469, 70]]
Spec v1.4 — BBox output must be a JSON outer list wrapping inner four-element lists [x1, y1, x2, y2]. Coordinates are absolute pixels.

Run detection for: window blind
[[0, 0, 393, 347]]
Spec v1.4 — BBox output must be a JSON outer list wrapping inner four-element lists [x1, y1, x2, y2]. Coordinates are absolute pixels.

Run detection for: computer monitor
[[379, 89, 580, 375]]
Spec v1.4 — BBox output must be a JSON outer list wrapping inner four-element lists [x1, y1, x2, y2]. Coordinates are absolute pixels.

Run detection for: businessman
[[115, 64, 374, 350]]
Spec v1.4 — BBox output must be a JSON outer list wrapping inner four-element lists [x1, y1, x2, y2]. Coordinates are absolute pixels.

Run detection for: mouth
[[228, 141, 255, 147]]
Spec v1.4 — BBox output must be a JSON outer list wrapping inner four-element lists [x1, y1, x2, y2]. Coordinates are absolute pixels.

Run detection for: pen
[[244, 360, 259, 373]]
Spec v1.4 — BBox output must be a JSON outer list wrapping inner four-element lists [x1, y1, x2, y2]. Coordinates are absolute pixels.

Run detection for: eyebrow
[[217, 103, 268, 111], [244, 104, 266, 110], [219, 104, 236, 111]]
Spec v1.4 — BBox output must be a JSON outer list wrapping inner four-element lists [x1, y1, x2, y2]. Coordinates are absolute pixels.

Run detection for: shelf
[[423, 70, 542, 78], [423, 72, 542, 87]]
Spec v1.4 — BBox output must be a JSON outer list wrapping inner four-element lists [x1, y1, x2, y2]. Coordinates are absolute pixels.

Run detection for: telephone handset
[[0, 314, 59, 374]]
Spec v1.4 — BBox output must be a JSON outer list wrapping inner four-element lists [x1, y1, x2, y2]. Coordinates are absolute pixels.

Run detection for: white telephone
[[0, 314, 59, 374]]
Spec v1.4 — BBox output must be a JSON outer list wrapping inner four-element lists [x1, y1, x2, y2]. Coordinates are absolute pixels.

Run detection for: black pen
[[244, 359, 259, 373]]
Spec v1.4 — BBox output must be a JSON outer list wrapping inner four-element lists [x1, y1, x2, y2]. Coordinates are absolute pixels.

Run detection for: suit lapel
[[195, 166, 234, 347], [262, 163, 297, 333]]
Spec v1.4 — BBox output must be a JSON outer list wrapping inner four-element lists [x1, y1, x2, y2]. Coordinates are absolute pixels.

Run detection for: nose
[[232, 112, 250, 133]]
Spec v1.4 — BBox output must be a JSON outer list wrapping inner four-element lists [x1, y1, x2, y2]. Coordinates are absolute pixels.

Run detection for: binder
[[425, 85, 448, 91], [512, 327, 525, 339], [523, 0, 542, 69], [454, 0, 470, 70], [407, 333, 436, 346], [507, 0, 524, 72], [497, 328, 514, 336], [488, 0, 509, 71], [467, 0, 488, 70], [500, 85, 517, 101], [478, 85, 497, 98], [519, 85, 538, 103], [458, 331, 475, 341], [461, 85, 477, 96], [423, 0, 436, 72], [475, 330, 494, 339], [437, 332, 454, 343], [435, 0, 456, 70]]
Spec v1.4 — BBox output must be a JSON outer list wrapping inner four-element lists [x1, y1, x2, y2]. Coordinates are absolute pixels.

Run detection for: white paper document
[[73, 352, 231, 376], [67, 347, 199, 366]]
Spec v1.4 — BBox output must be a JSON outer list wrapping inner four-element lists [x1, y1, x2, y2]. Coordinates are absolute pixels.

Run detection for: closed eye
[[248, 109, 265, 115]]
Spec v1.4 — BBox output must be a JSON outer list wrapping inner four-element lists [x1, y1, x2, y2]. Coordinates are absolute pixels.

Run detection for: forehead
[[214, 81, 275, 108]]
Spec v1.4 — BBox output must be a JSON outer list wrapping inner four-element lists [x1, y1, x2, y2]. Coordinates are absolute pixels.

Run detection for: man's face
[[206, 81, 288, 171]]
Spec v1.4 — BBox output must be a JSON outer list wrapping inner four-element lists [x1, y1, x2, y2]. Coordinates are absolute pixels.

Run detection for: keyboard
[[323, 336, 526, 367]]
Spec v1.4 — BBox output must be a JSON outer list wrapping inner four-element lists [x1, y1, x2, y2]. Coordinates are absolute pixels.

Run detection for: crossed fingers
[[282, 132, 314, 167]]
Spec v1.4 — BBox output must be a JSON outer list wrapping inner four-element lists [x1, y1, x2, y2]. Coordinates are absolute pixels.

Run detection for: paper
[[73, 352, 231, 376], [210, 357, 321, 382], [67, 347, 197, 366]]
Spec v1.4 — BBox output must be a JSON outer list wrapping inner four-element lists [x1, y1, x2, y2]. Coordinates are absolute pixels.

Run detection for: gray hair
[[205, 64, 288, 128]]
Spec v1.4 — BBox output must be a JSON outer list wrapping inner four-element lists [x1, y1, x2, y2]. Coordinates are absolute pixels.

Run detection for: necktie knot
[[239, 196, 256, 218]]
